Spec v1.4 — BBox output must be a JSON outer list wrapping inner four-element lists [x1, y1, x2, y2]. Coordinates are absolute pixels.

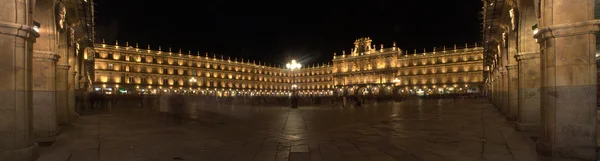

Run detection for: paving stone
[[36, 99, 562, 161]]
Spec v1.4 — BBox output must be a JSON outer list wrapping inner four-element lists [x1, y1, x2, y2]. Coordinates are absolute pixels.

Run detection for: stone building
[[93, 37, 484, 98], [333, 38, 484, 97], [0, 0, 95, 160], [482, 0, 599, 160]]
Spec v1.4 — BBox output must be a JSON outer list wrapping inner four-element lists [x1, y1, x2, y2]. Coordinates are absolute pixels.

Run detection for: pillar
[[536, 0, 599, 159], [68, 71, 77, 119], [507, 28, 519, 120], [56, 29, 70, 124], [515, 0, 541, 132], [501, 70, 509, 114], [32, 52, 59, 142], [507, 65, 519, 120], [0, 0, 40, 160], [56, 64, 70, 124], [31, 0, 59, 143]]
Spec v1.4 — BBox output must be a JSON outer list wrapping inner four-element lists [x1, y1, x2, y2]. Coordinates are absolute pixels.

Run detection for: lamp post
[[286, 60, 301, 108]]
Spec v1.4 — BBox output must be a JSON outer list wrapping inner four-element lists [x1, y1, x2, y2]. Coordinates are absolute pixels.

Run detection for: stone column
[[536, 0, 599, 159], [68, 71, 77, 119], [0, 0, 40, 160], [501, 70, 509, 114], [494, 77, 499, 107], [32, 51, 59, 143], [56, 64, 70, 125], [31, 0, 59, 143], [507, 29, 519, 120], [506, 64, 519, 120], [515, 52, 541, 132], [515, 0, 541, 132]]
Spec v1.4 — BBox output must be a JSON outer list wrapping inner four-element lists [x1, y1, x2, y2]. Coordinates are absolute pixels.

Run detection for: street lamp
[[286, 59, 301, 108]]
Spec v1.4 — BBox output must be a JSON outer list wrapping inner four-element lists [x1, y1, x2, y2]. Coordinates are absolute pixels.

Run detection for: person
[[342, 96, 347, 107]]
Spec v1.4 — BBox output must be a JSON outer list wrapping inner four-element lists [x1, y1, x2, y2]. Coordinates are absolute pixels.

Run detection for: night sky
[[95, 0, 483, 66]]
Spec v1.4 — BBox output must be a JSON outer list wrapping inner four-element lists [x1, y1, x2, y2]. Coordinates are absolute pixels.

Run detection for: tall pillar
[[56, 64, 70, 124], [68, 71, 77, 119], [515, 0, 541, 132], [0, 0, 40, 160], [31, 0, 59, 143], [507, 29, 519, 120], [56, 29, 70, 124], [536, 0, 599, 159], [507, 64, 519, 120], [501, 70, 509, 114], [32, 52, 59, 142]]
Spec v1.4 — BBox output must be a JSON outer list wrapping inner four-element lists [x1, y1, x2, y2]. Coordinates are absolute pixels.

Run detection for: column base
[[536, 141, 597, 161], [0, 143, 38, 161], [515, 122, 539, 133], [34, 127, 59, 143]]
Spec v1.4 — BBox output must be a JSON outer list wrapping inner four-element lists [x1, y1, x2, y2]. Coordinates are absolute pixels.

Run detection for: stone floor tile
[[36, 99, 567, 161]]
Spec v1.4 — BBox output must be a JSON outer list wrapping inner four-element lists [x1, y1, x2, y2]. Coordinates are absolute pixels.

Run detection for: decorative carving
[[509, 8, 516, 30], [55, 1, 66, 31]]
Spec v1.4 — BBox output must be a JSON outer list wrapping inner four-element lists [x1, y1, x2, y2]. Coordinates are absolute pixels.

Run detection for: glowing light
[[286, 60, 302, 70]]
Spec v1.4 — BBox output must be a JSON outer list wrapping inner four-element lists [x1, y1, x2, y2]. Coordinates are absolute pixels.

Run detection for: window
[[108, 63, 114, 70], [192, 70, 197, 76]]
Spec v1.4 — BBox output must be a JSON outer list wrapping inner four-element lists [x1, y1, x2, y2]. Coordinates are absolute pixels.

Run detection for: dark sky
[[95, 0, 482, 66]]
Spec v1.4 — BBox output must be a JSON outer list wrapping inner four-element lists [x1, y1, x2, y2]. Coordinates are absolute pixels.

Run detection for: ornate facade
[[333, 38, 484, 96], [93, 37, 484, 97]]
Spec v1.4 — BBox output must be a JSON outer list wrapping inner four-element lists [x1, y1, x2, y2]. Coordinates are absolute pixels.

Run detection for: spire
[[443, 46, 446, 51], [136, 43, 139, 48], [188, 50, 191, 55], [454, 44, 457, 50], [148, 44, 150, 50], [414, 49, 416, 54], [168, 47, 171, 52], [228, 56, 230, 61], [221, 55, 223, 60], [197, 51, 200, 56], [126, 41, 129, 47], [205, 52, 208, 57], [465, 43, 468, 48], [235, 57, 237, 62], [393, 41, 396, 47], [424, 48, 426, 53], [158, 46, 162, 52], [102, 38, 105, 44], [179, 48, 182, 53], [115, 40, 119, 46], [213, 54, 216, 59]]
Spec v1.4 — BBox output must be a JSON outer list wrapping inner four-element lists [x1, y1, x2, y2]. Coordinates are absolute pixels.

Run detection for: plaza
[[35, 98, 566, 161], [1, 0, 600, 160]]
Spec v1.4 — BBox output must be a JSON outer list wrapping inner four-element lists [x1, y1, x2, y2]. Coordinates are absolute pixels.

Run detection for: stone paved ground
[[38, 98, 580, 161]]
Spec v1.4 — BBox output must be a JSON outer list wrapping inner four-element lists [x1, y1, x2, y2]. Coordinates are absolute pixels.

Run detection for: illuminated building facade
[[333, 38, 484, 96], [93, 37, 483, 97]]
